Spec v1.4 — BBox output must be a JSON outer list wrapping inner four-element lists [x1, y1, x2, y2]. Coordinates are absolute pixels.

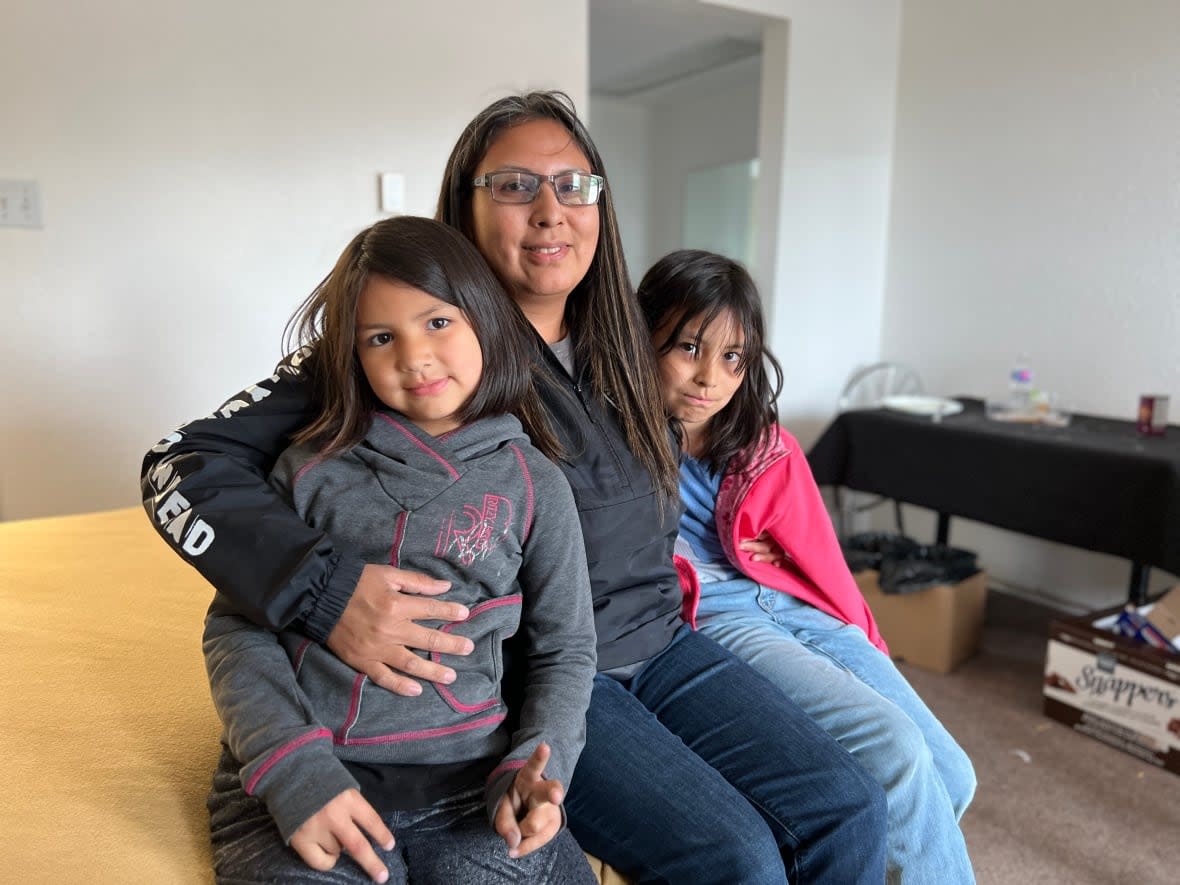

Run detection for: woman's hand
[[290, 789, 395, 883], [494, 743, 565, 858], [327, 564, 474, 697], [739, 531, 788, 567]]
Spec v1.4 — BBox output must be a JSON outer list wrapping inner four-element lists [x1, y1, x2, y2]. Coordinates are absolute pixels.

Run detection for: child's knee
[[942, 747, 977, 819]]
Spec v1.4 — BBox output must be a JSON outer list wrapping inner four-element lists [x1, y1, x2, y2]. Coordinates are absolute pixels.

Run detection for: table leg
[[1128, 562, 1151, 606], [936, 512, 951, 546]]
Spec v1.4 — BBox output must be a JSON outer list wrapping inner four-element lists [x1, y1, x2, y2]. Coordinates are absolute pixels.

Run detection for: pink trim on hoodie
[[375, 412, 460, 480], [246, 728, 333, 795], [432, 596, 522, 714], [486, 758, 528, 785], [509, 444, 536, 542], [681, 426, 889, 655]]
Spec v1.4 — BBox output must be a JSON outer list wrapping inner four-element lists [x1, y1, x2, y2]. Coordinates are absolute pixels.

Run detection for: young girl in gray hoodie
[[201, 216, 597, 885]]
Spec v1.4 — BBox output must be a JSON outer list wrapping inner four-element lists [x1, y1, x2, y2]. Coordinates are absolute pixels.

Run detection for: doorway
[[588, 0, 773, 285]]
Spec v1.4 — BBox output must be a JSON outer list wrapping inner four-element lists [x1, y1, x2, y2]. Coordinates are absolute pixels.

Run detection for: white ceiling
[[589, 0, 765, 98]]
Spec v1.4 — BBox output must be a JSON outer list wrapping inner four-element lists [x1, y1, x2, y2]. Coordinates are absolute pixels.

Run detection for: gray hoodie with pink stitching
[[202, 411, 596, 841]]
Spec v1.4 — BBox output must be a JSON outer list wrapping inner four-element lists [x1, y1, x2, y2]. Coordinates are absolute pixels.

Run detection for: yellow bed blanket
[[0, 507, 627, 884]]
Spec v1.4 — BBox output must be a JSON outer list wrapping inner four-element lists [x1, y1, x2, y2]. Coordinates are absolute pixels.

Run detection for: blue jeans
[[696, 580, 977, 885], [564, 626, 887, 885]]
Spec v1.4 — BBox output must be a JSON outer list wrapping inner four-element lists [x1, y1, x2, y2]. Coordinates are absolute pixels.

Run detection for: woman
[[142, 91, 886, 884]]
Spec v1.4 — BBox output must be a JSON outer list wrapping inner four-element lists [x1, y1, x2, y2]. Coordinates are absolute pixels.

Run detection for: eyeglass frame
[[471, 170, 606, 206]]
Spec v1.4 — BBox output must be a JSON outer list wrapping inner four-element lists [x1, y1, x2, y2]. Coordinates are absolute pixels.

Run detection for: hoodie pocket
[[433, 594, 522, 714]]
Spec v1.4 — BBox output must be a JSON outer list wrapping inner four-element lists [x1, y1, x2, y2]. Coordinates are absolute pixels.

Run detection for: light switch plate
[[0, 179, 43, 228], [379, 173, 405, 214]]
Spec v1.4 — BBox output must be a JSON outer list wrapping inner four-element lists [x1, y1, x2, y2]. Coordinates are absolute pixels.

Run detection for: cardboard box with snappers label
[[852, 569, 988, 674], [1042, 600, 1180, 776]]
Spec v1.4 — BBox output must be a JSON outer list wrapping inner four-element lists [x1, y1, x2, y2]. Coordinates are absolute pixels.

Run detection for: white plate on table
[[880, 395, 964, 417]]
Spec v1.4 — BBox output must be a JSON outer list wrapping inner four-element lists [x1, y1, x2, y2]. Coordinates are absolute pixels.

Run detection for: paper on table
[[881, 395, 964, 417]]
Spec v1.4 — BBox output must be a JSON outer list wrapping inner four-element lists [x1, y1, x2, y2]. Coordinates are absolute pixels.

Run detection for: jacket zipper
[[572, 380, 596, 419], [543, 343, 631, 489]]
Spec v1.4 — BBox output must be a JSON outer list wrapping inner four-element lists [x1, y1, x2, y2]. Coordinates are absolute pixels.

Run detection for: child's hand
[[740, 530, 788, 567], [494, 742, 565, 859], [289, 788, 395, 883]]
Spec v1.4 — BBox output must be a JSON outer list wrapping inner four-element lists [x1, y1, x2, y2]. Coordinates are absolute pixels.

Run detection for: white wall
[[11, 0, 1168, 612], [0, 0, 587, 521], [593, 56, 762, 284], [707, 0, 904, 440], [642, 58, 764, 266], [762, 0, 903, 442], [884, 0, 1180, 606], [586, 95, 653, 283], [593, 0, 903, 448]]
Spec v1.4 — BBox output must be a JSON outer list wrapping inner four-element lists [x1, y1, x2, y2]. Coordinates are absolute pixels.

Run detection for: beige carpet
[[900, 590, 1179, 885]]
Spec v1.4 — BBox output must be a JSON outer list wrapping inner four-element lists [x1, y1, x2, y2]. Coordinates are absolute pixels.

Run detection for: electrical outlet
[[0, 179, 43, 228]]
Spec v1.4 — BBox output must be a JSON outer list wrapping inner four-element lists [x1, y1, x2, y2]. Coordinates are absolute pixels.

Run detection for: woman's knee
[[708, 821, 791, 885], [651, 795, 790, 885], [842, 768, 889, 838]]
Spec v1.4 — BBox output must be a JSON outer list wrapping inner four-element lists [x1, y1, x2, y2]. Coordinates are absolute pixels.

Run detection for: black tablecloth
[[806, 397, 1180, 576]]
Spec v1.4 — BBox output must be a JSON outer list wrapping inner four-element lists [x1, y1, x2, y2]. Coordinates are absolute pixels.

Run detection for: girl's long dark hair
[[435, 90, 678, 500], [637, 249, 784, 475], [282, 215, 560, 460]]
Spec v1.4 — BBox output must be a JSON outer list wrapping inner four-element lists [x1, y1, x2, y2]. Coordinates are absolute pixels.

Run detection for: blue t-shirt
[[676, 456, 740, 584]]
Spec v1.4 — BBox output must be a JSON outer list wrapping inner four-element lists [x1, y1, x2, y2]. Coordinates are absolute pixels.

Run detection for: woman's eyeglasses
[[473, 170, 605, 206]]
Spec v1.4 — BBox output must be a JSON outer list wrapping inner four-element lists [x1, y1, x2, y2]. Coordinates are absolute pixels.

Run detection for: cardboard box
[[1043, 607, 1180, 776], [853, 569, 988, 674], [1144, 585, 1180, 650]]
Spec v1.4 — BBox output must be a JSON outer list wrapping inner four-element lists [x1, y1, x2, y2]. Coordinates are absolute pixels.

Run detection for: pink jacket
[[675, 426, 889, 654]]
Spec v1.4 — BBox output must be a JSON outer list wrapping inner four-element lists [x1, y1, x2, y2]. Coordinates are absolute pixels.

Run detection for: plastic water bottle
[[1009, 355, 1034, 409]]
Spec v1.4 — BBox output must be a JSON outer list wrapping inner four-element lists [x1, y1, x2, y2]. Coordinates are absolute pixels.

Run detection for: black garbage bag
[[841, 532, 921, 572], [878, 544, 980, 595], [842, 532, 981, 595]]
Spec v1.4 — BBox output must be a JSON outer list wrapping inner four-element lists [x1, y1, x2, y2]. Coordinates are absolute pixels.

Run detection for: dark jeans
[[209, 773, 596, 885], [564, 626, 887, 884]]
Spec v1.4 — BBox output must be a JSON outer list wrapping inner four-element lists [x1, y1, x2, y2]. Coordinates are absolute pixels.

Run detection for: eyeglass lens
[[483, 171, 602, 205]]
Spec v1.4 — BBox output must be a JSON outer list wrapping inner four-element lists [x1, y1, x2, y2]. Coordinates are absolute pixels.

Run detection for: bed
[[0, 507, 627, 883]]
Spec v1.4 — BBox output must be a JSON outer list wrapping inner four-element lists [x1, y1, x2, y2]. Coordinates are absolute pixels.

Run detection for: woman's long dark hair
[[435, 90, 678, 500], [637, 249, 784, 475], [282, 215, 559, 459]]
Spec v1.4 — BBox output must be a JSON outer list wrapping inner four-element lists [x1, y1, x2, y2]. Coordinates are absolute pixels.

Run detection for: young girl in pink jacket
[[638, 249, 977, 885]]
